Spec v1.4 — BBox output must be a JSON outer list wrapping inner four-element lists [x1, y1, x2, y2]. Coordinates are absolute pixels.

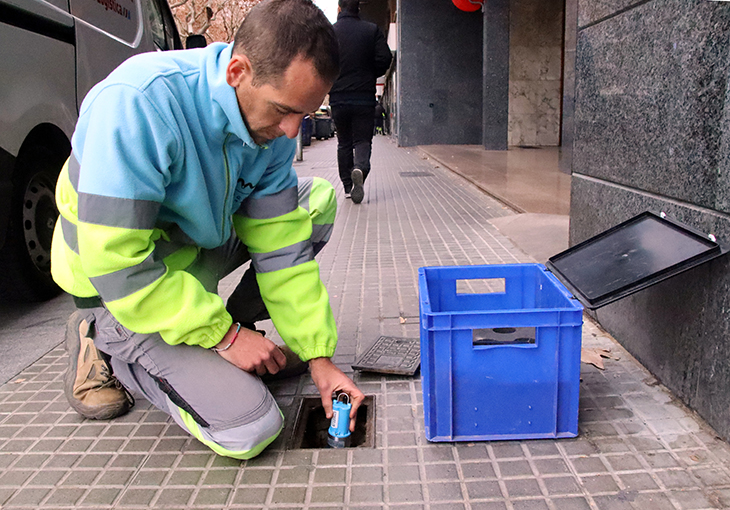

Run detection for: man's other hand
[[308, 357, 365, 432], [214, 325, 287, 376]]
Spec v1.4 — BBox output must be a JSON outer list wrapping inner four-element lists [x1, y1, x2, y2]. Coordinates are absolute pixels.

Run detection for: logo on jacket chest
[[233, 178, 255, 207]]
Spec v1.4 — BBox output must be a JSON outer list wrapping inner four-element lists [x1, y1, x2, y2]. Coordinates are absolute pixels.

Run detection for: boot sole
[[64, 311, 131, 420], [351, 169, 364, 204]]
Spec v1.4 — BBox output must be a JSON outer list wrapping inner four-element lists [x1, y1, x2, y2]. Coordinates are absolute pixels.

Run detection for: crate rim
[[418, 264, 584, 315]]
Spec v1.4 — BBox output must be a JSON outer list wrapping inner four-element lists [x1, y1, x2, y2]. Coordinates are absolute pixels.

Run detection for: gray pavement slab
[[0, 136, 729, 509]]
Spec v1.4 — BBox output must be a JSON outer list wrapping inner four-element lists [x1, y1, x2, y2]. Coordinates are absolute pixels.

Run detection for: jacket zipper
[[221, 133, 233, 241]]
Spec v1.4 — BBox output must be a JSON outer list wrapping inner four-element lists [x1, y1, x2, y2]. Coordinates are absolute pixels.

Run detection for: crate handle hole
[[473, 327, 536, 347], [456, 278, 505, 294]]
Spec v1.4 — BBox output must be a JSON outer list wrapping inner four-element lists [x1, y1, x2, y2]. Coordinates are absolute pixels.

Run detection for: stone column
[[482, 0, 510, 150]]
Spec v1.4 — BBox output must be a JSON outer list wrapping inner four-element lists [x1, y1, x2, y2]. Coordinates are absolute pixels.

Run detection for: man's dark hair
[[339, 0, 359, 14], [233, 0, 339, 86]]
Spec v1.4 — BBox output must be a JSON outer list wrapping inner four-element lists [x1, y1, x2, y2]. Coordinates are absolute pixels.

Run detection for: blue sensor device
[[327, 393, 352, 448]]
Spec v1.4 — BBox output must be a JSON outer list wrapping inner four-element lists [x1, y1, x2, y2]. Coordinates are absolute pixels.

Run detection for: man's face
[[226, 54, 332, 145]]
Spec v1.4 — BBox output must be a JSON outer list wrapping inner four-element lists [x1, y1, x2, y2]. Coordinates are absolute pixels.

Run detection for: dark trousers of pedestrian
[[331, 104, 375, 192]]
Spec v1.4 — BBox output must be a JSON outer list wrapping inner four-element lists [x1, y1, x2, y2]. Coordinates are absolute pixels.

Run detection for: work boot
[[350, 168, 364, 204], [64, 311, 134, 420]]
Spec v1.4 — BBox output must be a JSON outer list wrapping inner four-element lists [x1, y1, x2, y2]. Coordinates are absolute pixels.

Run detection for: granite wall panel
[[560, 0, 579, 174], [398, 0, 483, 147], [570, 175, 730, 440], [574, 0, 730, 212], [578, 0, 642, 28]]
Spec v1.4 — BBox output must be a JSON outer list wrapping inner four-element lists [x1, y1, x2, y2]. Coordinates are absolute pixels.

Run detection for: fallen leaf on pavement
[[581, 348, 613, 370]]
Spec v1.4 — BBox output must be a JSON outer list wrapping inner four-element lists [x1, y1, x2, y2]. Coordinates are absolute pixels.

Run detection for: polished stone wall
[[571, 0, 730, 440], [397, 0, 483, 146], [508, 0, 564, 147]]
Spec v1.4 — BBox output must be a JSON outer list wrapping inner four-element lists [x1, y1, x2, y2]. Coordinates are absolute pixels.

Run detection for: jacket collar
[[337, 11, 360, 20], [209, 43, 259, 149]]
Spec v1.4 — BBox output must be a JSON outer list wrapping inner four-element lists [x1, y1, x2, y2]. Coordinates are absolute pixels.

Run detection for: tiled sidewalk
[[1, 137, 730, 509]]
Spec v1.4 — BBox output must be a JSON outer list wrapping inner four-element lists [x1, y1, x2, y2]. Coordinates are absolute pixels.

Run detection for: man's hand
[[213, 324, 287, 376], [309, 357, 365, 432]]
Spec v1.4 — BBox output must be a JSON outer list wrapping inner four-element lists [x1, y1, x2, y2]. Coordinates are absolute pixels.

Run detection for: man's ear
[[226, 53, 253, 87]]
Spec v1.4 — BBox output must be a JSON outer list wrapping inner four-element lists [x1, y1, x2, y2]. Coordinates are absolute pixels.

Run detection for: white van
[[0, 0, 182, 301]]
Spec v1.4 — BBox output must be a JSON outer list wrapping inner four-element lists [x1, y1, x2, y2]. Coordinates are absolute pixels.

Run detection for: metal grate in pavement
[[351, 336, 420, 376]]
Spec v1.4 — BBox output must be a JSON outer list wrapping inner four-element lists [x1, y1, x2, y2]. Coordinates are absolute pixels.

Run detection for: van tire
[[0, 148, 63, 302]]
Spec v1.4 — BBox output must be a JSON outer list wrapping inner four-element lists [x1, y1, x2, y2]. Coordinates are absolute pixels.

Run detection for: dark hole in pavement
[[289, 395, 375, 449]]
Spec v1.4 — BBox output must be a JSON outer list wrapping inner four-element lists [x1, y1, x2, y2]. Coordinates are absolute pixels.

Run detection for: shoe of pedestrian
[[350, 168, 364, 204], [344, 191, 352, 199], [64, 311, 134, 420], [261, 344, 309, 383]]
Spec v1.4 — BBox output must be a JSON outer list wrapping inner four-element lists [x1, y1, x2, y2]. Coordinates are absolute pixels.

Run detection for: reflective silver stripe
[[60, 216, 78, 253], [297, 177, 314, 212], [167, 393, 282, 454], [239, 186, 298, 219], [89, 253, 166, 302], [68, 152, 81, 190], [249, 239, 313, 274], [311, 223, 333, 244], [154, 238, 189, 261], [78, 192, 160, 229]]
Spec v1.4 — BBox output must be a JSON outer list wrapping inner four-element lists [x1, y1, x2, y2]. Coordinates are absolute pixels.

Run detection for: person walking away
[[374, 101, 385, 135], [329, 0, 392, 204], [51, 0, 364, 460]]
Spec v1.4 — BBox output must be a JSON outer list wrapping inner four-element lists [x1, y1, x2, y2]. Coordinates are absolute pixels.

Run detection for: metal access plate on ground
[[352, 336, 421, 376], [546, 211, 727, 310]]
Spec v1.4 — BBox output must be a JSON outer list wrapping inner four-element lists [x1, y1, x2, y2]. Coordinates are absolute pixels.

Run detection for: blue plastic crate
[[418, 264, 584, 442]]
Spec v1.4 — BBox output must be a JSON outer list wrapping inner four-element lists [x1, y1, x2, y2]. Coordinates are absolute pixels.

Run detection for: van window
[[144, 0, 167, 50], [69, 0, 141, 45]]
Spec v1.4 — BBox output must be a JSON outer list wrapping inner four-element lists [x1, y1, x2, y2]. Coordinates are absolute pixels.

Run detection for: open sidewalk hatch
[[546, 211, 727, 310]]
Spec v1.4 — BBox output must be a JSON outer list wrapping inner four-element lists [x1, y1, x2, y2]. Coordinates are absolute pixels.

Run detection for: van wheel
[[0, 152, 63, 302]]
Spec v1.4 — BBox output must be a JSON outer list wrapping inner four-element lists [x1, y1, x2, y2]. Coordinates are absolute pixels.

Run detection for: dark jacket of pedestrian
[[329, 10, 392, 105]]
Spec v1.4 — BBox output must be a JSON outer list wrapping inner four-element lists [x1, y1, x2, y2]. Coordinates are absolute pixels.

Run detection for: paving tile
[[465, 480, 503, 499], [350, 484, 384, 503], [471, 502, 508, 510], [510, 500, 550, 510], [14, 454, 48, 469], [427, 481, 462, 501], [61, 469, 99, 486], [387, 483, 423, 503], [80, 487, 121, 506], [201, 468, 237, 485], [231, 487, 269, 505], [504, 478, 543, 498], [193, 487, 230, 506], [310, 484, 345, 503], [276, 466, 311, 484], [166, 470, 202, 486], [6, 487, 51, 506], [618, 472, 660, 491], [387, 463, 421, 483], [550, 496, 591, 510], [543, 476, 582, 496], [580, 474, 620, 494], [498, 459, 533, 477], [117, 488, 157, 507], [44, 487, 86, 506], [152, 487, 193, 507], [270, 486, 306, 504], [238, 468, 274, 486]]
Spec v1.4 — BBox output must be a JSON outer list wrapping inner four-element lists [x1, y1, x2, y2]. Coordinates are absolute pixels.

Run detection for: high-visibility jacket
[[51, 43, 337, 361]]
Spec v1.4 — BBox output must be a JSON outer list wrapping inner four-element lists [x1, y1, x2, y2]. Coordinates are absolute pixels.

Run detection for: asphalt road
[[0, 292, 75, 385]]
